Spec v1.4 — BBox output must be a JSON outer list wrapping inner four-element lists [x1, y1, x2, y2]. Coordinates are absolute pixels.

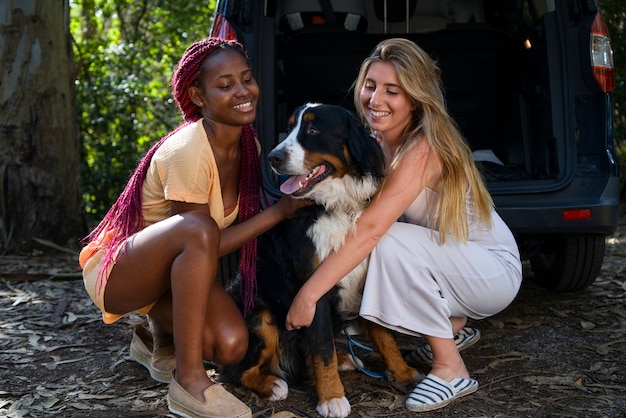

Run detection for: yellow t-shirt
[[80, 119, 241, 323], [142, 119, 239, 228]]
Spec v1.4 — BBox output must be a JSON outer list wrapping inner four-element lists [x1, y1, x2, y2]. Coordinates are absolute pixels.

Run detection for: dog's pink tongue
[[280, 174, 307, 195]]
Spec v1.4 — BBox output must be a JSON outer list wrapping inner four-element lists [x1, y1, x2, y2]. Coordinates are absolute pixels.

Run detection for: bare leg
[[426, 336, 470, 381], [104, 211, 247, 402], [145, 294, 175, 352], [147, 282, 248, 364], [450, 316, 467, 334]]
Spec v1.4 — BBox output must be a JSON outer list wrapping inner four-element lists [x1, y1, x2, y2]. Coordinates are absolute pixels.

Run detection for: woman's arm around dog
[[286, 138, 437, 330]]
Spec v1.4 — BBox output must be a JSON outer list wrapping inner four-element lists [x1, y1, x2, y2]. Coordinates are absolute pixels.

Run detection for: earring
[[199, 101, 203, 106]]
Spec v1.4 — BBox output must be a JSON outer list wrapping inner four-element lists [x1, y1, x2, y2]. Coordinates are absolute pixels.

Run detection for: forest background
[[0, 0, 624, 252]]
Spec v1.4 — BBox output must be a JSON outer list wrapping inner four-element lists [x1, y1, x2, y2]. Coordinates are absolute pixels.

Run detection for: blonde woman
[[285, 38, 522, 412]]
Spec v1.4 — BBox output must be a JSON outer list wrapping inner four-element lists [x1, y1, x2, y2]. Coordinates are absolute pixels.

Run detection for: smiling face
[[192, 47, 259, 126], [359, 61, 415, 142]]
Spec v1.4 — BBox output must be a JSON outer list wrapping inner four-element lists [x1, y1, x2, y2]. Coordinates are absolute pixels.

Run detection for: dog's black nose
[[268, 148, 286, 168]]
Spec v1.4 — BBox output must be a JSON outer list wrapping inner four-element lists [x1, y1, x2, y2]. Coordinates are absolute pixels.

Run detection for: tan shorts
[[81, 240, 155, 324]]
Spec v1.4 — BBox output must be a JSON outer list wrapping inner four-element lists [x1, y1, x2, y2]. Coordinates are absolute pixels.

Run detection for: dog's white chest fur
[[308, 209, 368, 320]]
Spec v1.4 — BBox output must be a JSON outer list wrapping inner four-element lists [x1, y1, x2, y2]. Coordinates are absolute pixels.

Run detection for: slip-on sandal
[[405, 373, 478, 412], [129, 324, 176, 383], [405, 327, 481, 366], [167, 373, 252, 418]]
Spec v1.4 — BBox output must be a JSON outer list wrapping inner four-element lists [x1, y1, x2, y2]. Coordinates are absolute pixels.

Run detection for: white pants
[[360, 221, 522, 339]]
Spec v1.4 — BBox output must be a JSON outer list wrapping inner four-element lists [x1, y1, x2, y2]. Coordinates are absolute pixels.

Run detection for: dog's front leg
[[311, 354, 350, 418], [305, 295, 351, 418]]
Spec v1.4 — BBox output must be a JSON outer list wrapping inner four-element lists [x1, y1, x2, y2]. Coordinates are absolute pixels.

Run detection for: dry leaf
[[580, 320, 596, 330]]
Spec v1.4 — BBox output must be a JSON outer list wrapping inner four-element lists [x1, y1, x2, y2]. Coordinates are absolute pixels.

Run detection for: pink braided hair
[[84, 37, 261, 312]]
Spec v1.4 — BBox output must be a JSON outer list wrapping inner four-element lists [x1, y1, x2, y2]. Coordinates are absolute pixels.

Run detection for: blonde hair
[[353, 37, 493, 243]]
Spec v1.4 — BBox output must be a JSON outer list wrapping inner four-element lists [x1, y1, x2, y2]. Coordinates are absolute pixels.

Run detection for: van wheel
[[529, 234, 605, 291]]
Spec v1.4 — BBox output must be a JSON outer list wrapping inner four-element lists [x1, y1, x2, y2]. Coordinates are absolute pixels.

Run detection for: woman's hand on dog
[[275, 194, 315, 220], [286, 289, 317, 330]]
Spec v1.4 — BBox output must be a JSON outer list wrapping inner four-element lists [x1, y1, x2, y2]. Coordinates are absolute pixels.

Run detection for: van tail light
[[210, 13, 238, 40], [590, 12, 615, 93], [562, 209, 592, 221]]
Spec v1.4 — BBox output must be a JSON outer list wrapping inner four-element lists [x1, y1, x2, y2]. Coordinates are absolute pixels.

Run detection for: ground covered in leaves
[[1, 217, 625, 418]]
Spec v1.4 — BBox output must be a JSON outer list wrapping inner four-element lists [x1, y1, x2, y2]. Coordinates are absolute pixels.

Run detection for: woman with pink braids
[[79, 38, 307, 418]]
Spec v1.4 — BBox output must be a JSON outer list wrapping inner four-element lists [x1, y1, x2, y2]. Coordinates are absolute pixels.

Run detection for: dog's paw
[[316, 396, 351, 418], [387, 365, 424, 385], [268, 378, 288, 401], [379, 354, 424, 385]]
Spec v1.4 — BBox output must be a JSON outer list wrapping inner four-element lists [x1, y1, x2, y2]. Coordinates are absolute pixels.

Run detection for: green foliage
[[72, 1, 625, 220], [71, 0, 216, 221]]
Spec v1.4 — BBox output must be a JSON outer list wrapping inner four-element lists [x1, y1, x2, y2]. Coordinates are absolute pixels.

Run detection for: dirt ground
[[1, 216, 625, 418]]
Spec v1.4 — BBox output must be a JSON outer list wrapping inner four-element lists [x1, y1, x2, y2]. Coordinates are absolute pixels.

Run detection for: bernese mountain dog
[[222, 103, 421, 418]]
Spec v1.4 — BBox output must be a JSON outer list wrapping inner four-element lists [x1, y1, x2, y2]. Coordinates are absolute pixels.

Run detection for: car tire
[[529, 234, 605, 291]]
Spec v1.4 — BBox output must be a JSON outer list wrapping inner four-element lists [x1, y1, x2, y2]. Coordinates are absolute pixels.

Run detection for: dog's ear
[[345, 110, 385, 180]]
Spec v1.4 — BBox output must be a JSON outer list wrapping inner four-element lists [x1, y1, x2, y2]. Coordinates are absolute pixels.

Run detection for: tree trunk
[[0, 1, 85, 253]]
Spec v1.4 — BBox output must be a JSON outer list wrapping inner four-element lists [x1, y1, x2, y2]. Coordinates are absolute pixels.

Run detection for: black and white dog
[[222, 104, 420, 418]]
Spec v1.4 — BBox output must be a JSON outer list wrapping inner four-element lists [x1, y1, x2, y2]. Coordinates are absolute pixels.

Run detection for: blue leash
[[343, 329, 385, 379]]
